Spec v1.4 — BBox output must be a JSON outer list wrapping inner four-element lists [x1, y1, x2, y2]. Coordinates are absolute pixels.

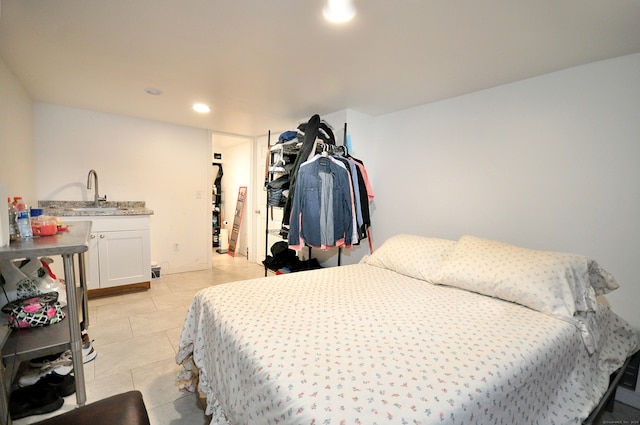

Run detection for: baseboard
[[88, 281, 150, 298]]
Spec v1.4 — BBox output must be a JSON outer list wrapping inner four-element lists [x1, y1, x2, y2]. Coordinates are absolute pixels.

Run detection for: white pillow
[[364, 234, 456, 281], [431, 235, 598, 319]]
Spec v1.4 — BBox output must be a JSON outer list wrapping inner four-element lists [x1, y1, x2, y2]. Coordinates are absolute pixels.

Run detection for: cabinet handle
[[91, 234, 96, 239], [100, 234, 105, 239]]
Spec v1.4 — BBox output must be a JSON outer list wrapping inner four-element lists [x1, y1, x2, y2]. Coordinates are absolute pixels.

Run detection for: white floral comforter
[[176, 264, 637, 425]]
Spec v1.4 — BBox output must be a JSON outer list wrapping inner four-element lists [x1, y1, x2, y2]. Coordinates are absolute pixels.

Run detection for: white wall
[[366, 53, 640, 405], [0, 56, 36, 202], [33, 103, 212, 274]]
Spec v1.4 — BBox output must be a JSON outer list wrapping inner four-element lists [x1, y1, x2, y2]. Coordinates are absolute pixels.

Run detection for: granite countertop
[[38, 200, 154, 217]]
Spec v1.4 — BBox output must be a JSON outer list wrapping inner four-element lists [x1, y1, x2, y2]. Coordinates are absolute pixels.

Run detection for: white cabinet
[[63, 216, 150, 291], [92, 228, 150, 289]]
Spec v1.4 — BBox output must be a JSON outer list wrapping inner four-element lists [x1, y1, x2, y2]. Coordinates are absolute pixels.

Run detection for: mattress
[[176, 262, 637, 425]]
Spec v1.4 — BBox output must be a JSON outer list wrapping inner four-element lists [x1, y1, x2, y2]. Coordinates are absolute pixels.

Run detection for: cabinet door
[[86, 232, 100, 290], [97, 230, 151, 288]]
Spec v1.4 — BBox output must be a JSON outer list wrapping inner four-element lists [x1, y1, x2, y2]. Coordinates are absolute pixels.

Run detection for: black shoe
[[39, 371, 76, 397], [10, 383, 63, 420]]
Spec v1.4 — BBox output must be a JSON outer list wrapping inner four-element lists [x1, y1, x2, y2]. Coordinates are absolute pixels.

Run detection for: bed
[[176, 234, 639, 425]]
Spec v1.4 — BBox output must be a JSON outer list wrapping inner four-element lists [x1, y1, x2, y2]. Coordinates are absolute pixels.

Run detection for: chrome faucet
[[86, 169, 107, 207]]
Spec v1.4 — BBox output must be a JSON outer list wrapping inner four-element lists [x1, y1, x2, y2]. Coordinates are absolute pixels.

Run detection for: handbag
[[1, 291, 66, 329]]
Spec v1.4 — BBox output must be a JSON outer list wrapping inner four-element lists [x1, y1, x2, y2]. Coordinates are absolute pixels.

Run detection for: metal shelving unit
[[1, 221, 92, 424]]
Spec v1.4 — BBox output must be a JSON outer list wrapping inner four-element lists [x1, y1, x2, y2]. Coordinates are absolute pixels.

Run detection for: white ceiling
[[1, 0, 639, 137]]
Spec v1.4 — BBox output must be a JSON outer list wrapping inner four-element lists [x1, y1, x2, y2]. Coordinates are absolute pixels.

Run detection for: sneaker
[[18, 351, 73, 387], [82, 339, 97, 364], [28, 352, 65, 368]]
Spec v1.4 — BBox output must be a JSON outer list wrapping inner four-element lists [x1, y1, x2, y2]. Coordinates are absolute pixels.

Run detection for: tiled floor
[[10, 252, 640, 424]]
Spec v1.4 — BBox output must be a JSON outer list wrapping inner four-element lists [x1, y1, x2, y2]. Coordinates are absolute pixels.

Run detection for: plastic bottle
[[8, 197, 20, 240], [14, 196, 33, 239]]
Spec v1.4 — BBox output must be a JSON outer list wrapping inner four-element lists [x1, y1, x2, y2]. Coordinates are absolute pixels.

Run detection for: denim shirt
[[288, 156, 353, 249]]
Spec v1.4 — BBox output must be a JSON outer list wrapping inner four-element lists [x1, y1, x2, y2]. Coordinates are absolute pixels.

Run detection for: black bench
[[33, 391, 150, 425]]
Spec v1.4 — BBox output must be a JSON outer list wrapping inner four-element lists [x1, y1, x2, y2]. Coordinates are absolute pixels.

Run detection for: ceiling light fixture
[[323, 0, 356, 23], [193, 103, 211, 113]]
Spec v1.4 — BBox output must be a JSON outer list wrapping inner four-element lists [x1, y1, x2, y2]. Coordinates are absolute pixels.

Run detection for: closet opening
[[210, 133, 253, 262]]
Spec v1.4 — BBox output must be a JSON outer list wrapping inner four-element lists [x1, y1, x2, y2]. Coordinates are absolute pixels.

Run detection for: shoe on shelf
[[38, 371, 76, 397], [28, 351, 66, 368], [18, 351, 73, 387], [10, 382, 64, 420]]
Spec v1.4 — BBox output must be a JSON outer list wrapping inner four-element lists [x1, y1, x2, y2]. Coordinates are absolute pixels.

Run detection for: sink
[[68, 207, 122, 212]]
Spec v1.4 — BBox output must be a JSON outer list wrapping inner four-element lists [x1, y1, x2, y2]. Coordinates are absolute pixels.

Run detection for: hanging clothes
[[279, 114, 374, 253], [333, 154, 372, 242], [288, 154, 354, 250]]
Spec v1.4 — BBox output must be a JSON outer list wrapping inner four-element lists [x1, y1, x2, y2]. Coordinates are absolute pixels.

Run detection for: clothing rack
[[264, 118, 373, 274]]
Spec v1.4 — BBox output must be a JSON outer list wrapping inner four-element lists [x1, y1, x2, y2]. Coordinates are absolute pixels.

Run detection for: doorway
[[211, 133, 253, 260]]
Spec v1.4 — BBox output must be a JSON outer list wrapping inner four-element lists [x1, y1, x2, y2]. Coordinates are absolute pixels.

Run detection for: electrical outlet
[[173, 243, 180, 252]]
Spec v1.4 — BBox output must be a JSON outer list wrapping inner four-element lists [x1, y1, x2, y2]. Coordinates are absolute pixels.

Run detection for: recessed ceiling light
[[145, 87, 163, 96], [193, 103, 211, 113], [323, 0, 356, 23]]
